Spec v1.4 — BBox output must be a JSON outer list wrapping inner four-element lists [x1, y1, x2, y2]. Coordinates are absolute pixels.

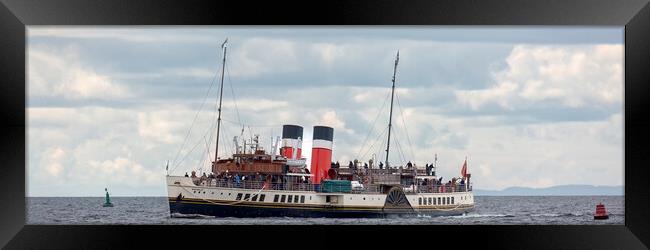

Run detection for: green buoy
[[103, 188, 114, 207]]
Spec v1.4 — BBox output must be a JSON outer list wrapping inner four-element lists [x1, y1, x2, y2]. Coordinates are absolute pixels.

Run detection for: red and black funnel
[[281, 125, 303, 159], [310, 126, 334, 184]]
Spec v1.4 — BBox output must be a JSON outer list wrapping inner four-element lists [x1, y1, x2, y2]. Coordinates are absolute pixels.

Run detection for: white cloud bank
[[29, 47, 132, 100], [456, 45, 623, 110]]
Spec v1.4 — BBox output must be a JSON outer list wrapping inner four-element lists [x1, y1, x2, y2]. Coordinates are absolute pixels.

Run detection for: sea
[[27, 196, 624, 225]]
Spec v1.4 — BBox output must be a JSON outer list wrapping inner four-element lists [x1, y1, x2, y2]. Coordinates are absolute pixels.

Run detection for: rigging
[[395, 92, 415, 161], [355, 89, 392, 161]]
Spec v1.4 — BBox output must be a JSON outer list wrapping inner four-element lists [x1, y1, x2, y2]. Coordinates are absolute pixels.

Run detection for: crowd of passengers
[[329, 159, 438, 176], [186, 170, 310, 189]]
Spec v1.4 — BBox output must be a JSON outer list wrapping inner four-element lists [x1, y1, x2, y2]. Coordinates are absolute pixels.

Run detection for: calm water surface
[[27, 196, 623, 225]]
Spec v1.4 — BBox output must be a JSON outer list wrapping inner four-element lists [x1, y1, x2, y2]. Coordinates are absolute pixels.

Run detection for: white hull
[[166, 175, 475, 217]]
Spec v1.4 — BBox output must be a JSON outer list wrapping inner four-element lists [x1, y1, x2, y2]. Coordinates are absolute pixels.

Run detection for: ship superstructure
[[166, 40, 474, 218]]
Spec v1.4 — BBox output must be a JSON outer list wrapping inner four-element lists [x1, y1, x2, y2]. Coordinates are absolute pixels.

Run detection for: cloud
[[137, 112, 185, 145], [478, 163, 492, 177], [29, 47, 132, 100], [227, 38, 300, 78], [28, 28, 221, 44], [317, 110, 354, 135], [456, 44, 623, 110], [88, 157, 160, 185], [44, 147, 65, 177], [311, 42, 346, 66], [223, 98, 289, 112], [27, 105, 187, 195]]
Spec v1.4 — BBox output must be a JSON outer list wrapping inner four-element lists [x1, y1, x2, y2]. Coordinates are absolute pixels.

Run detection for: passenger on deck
[[184, 172, 189, 177], [364, 163, 368, 169], [348, 161, 354, 168], [379, 162, 384, 169], [407, 161, 413, 169]]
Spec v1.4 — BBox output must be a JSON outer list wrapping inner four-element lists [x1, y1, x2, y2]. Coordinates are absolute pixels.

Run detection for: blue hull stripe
[[169, 200, 474, 218]]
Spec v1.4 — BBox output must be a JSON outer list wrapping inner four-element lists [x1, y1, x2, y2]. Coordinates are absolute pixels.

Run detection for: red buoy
[[594, 203, 609, 220]]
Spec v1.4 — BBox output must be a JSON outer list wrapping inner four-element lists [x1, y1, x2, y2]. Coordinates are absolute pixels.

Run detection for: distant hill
[[474, 184, 623, 196]]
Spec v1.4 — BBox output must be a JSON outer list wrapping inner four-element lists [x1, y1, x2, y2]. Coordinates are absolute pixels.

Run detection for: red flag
[[461, 157, 468, 178]]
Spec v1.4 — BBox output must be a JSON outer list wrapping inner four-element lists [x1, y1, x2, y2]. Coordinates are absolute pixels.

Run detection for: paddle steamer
[[166, 40, 475, 218]]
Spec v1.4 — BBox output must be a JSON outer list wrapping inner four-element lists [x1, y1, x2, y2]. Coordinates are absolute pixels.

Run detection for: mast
[[214, 38, 228, 167], [385, 50, 399, 168]]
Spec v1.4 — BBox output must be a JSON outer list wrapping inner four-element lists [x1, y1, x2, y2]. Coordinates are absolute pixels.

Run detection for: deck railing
[[193, 178, 472, 194]]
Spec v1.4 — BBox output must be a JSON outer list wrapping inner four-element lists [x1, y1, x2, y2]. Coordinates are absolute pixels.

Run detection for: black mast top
[[214, 38, 228, 166], [385, 50, 399, 168]]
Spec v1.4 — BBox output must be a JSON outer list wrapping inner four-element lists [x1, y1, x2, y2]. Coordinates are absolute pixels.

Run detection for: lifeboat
[[593, 203, 609, 220]]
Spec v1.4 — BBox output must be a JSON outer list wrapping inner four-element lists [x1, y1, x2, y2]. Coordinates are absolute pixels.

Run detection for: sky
[[27, 27, 624, 196]]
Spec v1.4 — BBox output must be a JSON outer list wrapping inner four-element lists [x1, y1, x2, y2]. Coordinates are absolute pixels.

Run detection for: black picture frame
[[1, 0, 649, 249]]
